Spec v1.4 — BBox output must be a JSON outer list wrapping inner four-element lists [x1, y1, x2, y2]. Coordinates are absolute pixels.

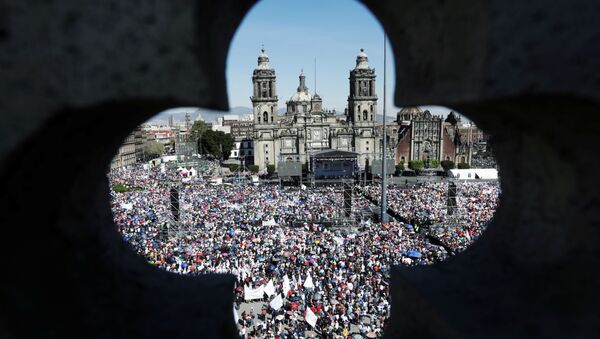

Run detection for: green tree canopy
[[267, 164, 276, 176], [143, 141, 165, 160], [458, 162, 470, 169], [189, 120, 209, 144], [441, 160, 456, 171], [248, 165, 260, 173], [408, 160, 424, 174], [198, 129, 235, 160], [395, 162, 405, 174]]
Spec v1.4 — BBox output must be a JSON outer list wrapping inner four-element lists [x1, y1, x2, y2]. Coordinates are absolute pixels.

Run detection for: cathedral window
[[363, 110, 368, 120], [263, 112, 268, 123], [303, 104, 307, 112], [261, 82, 268, 97]]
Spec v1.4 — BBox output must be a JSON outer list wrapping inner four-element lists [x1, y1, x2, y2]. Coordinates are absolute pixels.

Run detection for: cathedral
[[252, 48, 379, 171]]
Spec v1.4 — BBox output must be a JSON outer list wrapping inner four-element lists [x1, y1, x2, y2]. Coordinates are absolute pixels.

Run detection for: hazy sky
[[226, 0, 415, 117]]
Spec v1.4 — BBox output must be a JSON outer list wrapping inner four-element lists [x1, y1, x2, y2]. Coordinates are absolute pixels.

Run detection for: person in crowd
[[108, 164, 499, 338]]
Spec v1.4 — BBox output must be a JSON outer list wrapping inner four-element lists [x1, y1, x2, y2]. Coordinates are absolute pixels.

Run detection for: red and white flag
[[305, 308, 318, 328]]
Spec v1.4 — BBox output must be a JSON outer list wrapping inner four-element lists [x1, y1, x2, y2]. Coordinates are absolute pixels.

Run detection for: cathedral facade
[[252, 49, 379, 171]]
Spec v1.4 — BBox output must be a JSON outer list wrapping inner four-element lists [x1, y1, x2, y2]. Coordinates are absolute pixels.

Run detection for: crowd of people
[[108, 164, 498, 338], [360, 181, 500, 252]]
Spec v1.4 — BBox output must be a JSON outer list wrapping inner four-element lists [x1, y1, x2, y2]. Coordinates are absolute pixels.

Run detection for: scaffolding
[[342, 179, 353, 218], [430, 180, 468, 236], [164, 181, 197, 240]]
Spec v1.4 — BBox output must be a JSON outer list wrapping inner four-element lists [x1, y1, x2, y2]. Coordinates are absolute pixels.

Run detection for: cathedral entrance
[[422, 151, 431, 168]]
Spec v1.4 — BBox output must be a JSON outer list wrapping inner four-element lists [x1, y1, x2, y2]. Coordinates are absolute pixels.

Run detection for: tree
[[198, 129, 235, 160], [189, 120, 209, 146], [143, 141, 165, 160], [408, 160, 424, 174], [267, 164, 276, 176], [248, 165, 260, 173], [458, 162, 470, 169], [430, 159, 440, 168], [112, 184, 131, 193], [395, 162, 405, 175], [441, 160, 455, 171], [229, 163, 240, 172]]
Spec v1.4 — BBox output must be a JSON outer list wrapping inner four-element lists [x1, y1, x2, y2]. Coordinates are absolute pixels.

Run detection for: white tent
[[473, 168, 498, 179], [448, 168, 498, 180]]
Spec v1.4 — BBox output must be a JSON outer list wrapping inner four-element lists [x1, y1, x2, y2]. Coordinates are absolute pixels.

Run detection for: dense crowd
[[361, 181, 500, 252], [109, 165, 498, 338]]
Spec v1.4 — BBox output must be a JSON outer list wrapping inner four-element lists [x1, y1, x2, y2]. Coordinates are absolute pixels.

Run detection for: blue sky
[[227, 0, 411, 117], [153, 0, 458, 122]]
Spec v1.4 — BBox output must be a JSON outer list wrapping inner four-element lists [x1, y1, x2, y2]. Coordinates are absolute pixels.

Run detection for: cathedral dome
[[397, 106, 423, 121], [289, 91, 312, 102], [399, 106, 423, 115], [288, 70, 311, 102]]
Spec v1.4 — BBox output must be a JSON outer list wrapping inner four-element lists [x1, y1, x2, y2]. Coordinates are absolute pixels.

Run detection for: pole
[[381, 32, 388, 223]]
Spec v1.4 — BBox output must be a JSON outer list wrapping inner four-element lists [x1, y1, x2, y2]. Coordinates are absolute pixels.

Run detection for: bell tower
[[251, 49, 278, 125], [348, 48, 377, 125]]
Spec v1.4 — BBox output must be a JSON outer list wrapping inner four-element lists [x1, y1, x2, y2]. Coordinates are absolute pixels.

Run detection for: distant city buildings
[[110, 126, 144, 169]]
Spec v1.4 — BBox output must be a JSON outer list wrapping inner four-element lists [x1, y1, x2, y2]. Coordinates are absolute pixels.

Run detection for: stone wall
[[0, 0, 599, 338]]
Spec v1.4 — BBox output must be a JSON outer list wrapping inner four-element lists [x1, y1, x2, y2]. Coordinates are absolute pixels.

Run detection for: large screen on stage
[[314, 160, 356, 178], [277, 161, 303, 176]]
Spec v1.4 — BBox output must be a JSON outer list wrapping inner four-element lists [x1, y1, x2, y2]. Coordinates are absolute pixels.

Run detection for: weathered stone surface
[[0, 1, 598, 338], [364, 0, 600, 106]]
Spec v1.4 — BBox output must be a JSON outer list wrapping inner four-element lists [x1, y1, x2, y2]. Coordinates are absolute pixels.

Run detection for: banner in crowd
[[264, 280, 275, 297], [304, 273, 315, 289], [282, 275, 291, 296], [305, 308, 318, 327], [270, 294, 283, 311], [244, 284, 265, 301]]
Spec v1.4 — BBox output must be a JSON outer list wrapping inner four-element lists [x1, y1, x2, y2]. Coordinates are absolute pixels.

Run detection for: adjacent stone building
[[395, 107, 472, 167], [252, 49, 379, 171], [110, 127, 141, 169]]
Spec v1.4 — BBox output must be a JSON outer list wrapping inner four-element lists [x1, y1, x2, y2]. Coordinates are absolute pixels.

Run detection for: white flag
[[244, 284, 265, 301], [303, 273, 315, 289], [264, 279, 275, 297], [282, 275, 291, 296], [305, 308, 318, 328], [269, 294, 283, 311]]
